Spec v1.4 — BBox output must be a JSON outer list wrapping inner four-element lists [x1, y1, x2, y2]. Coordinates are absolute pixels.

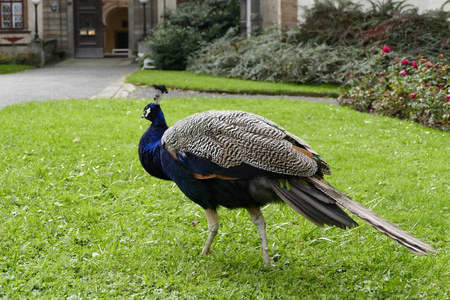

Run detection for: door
[[74, 0, 104, 58], [116, 31, 128, 49]]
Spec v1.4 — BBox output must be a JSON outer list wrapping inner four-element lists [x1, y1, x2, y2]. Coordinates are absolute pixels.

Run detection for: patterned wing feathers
[[162, 110, 322, 177]]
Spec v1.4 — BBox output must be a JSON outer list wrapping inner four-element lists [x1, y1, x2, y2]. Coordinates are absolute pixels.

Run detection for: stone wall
[[279, 0, 297, 32], [43, 0, 69, 52]]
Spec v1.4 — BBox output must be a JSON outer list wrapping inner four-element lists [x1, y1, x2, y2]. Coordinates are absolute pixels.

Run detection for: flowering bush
[[292, 1, 450, 58], [340, 51, 450, 131]]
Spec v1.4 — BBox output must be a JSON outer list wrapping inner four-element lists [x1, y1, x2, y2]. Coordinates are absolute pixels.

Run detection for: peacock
[[138, 85, 436, 266]]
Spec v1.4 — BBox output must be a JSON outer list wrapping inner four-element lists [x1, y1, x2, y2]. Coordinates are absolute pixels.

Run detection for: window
[[1, 0, 24, 29]]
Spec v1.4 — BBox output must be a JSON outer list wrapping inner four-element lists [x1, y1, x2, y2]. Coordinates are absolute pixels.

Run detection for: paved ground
[[0, 58, 137, 109], [128, 86, 338, 105], [0, 58, 337, 110]]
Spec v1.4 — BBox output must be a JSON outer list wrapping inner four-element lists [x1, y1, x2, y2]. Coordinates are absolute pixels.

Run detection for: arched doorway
[[103, 6, 129, 55]]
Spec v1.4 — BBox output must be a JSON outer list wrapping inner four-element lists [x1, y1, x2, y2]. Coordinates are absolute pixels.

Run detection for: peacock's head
[[141, 85, 168, 124], [142, 102, 158, 121]]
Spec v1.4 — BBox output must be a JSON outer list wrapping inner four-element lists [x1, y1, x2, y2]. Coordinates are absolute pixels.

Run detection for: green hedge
[[147, 0, 239, 70]]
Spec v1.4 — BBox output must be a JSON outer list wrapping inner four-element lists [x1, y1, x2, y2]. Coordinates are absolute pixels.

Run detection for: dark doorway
[[73, 0, 104, 58], [116, 31, 129, 49]]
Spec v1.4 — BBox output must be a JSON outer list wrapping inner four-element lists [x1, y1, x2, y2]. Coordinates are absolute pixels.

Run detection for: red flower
[[400, 70, 407, 76], [409, 92, 418, 99], [447, 95, 450, 102], [401, 58, 409, 65], [411, 61, 418, 68], [382, 46, 391, 53]]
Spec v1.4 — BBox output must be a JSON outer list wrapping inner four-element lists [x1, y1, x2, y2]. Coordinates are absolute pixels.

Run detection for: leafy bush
[[0, 52, 8, 64], [147, 0, 239, 70], [291, 0, 365, 46], [291, 0, 450, 57], [0, 52, 41, 67], [189, 1, 450, 86], [189, 29, 390, 86], [339, 51, 450, 131]]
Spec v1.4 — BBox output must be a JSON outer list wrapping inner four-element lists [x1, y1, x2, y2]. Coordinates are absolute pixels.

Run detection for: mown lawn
[[0, 97, 448, 299], [0, 64, 34, 75], [126, 70, 340, 97]]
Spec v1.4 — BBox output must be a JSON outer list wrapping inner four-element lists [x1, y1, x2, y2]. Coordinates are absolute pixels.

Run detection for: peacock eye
[[143, 107, 151, 118]]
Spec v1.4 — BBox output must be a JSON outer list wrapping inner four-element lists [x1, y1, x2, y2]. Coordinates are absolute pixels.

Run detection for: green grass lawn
[[0, 97, 448, 298], [127, 70, 340, 97], [0, 64, 34, 74]]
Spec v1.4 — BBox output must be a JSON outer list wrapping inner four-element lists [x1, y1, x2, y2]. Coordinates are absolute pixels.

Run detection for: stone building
[[0, 0, 179, 60]]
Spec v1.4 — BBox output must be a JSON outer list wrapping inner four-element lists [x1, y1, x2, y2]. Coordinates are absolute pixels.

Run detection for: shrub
[[339, 51, 450, 131], [0, 52, 41, 67], [147, 0, 239, 70], [189, 29, 390, 86], [291, 0, 450, 57], [189, 1, 450, 86], [292, 0, 365, 46]]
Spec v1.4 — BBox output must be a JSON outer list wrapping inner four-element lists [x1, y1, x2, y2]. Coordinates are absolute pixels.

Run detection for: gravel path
[[1, 58, 337, 110], [0, 58, 137, 109]]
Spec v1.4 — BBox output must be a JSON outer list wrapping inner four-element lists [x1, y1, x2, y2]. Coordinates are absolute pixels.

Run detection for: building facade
[[0, 0, 178, 59]]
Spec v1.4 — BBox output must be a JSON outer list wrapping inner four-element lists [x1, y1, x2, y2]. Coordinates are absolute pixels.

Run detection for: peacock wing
[[161, 110, 324, 178]]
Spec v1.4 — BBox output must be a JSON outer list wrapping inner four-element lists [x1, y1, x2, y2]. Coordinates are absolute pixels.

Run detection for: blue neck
[[138, 119, 170, 181], [151, 104, 167, 127]]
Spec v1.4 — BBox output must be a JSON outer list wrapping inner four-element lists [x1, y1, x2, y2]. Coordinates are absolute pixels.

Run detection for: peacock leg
[[246, 206, 272, 266], [201, 208, 219, 255]]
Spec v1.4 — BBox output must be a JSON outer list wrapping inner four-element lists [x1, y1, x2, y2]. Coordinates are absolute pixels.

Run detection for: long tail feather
[[308, 177, 436, 255], [269, 178, 358, 229], [269, 176, 436, 255]]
